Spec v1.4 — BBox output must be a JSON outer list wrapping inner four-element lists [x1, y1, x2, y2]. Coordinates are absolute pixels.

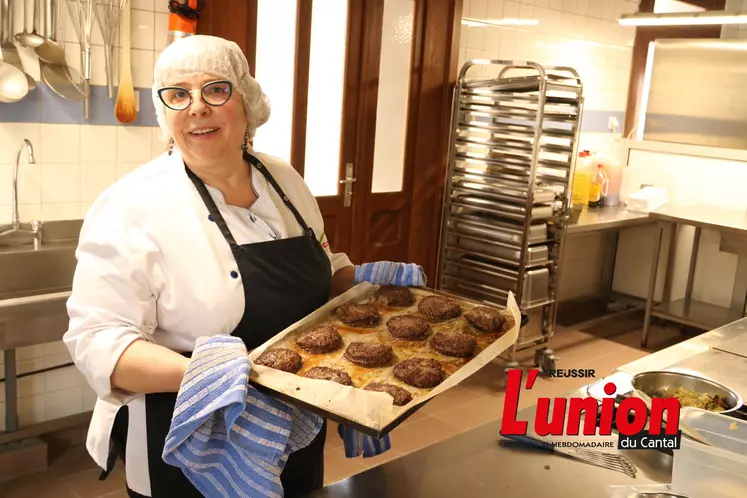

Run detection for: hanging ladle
[[0, 0, 30, 102], [15, 0, 45, 48], [35, 0, 65, 64], [37, 0, 87, 103]]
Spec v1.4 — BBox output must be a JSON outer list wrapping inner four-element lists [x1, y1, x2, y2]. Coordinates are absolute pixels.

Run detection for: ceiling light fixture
[[461, 17, 539, 28], [618, 11, 747, 26]]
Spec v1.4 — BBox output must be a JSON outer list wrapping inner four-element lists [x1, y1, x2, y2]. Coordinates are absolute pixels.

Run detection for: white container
[[670, 407, 747, 498]]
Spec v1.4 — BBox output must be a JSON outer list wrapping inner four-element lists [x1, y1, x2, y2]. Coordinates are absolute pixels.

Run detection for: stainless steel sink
[[0, 220, 82, 350]]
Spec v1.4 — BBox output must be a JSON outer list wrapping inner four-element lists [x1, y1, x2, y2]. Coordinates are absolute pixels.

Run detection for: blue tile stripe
[[2, 86, 626, 133], [0, 84, 157, 126], [580, 110, 626, 134]]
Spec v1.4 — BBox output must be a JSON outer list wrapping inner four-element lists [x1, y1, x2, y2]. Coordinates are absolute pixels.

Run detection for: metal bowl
[[631, 370, 742, 414]]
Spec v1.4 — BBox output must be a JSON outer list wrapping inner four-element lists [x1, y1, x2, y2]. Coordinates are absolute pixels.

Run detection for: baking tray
[[459, 104, 579, 123], [460, 89, 582, 107], [441, 257, 550, 308], [459, 98, 580, 120], [445, 212, 548, 245], [450, 176, 556, 205], [457, 119, 576, 140], [247, 283, 526, 438], [443, 231, 549, 267], [450, 195, 555, 222], [462, 74, 583, 94], [455, 149, 572, 173], [455, 139, 573, 171]]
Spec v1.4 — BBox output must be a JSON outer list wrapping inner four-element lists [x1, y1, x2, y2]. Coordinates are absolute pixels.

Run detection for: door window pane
[[371, 0, 415, 193], [253, 0, 298, 163], [304, 0, 349, 197]]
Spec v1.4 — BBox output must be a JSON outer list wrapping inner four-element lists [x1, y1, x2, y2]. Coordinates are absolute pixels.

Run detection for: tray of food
[[247, 282, 524, 438]]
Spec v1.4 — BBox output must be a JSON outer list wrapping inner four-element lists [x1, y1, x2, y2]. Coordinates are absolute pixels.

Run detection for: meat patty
[[343, 342, 393, 368], [304, 366, 353, 386], [393, 358, 445, 388], [296, 325, 343, 354], [430, 331, 477, 358], [255, 348, 303, 373], [464, 306, 506, 333], [336, 303, 381, 327], [364, 382, 413, 406], [374, 285, 415, 307], [386, 315, 430, 341], [418, 296, 462, 321]]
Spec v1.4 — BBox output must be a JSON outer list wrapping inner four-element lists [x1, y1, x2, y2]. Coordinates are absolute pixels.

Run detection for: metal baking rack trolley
[[435, 60, 585, 374]]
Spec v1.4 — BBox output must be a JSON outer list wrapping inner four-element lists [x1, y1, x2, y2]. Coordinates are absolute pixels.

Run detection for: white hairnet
[[151, 35, 271, 142]]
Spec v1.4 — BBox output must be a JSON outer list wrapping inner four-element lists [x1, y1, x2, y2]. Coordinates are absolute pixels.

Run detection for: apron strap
[[243, 152, 317, 239], [184, 152, 318, 249], [185, 167, 240, 247]]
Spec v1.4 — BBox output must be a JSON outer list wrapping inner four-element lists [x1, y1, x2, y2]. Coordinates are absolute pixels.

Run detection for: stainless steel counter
[[642, 204, 747, 347], [650, 204, 747, 236], [566, 206, 653, 235], [558, 206, 653, 328], [312, 317, 747, 497]]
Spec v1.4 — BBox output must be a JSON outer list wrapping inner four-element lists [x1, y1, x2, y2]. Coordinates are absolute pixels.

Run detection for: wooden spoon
[[114, 0, 136, 124]]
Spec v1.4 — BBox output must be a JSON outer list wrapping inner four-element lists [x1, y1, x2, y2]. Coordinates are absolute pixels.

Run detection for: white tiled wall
[[0, 0, 646, 432], [457, 0, 638, 301], [0, 1, 170, 221], [458, 0, 638, 153], [0, 0, 169, 432], [614, 148, 747, 308], [722, 0, 747, 38]]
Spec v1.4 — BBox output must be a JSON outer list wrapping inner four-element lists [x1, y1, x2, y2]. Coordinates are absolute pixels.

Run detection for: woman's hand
[[354, 261, 427, 287]]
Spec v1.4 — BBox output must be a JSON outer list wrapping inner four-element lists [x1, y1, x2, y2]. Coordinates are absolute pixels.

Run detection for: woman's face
[[163, 73, 247, 166]]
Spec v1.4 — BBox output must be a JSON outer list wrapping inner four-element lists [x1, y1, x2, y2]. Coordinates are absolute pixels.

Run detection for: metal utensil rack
[[435, 60, 584, 372]]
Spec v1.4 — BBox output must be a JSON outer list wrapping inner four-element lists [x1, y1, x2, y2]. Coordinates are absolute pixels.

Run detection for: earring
[[242, 132, 250, 151], [168, 138, 174, 156]]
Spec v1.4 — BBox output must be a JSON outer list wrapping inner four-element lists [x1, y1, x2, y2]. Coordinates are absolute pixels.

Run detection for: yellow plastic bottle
[[571, 151, 592, 207]]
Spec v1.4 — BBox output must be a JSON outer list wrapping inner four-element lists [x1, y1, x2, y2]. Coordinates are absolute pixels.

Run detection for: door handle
[[340, 162, 355, 207]]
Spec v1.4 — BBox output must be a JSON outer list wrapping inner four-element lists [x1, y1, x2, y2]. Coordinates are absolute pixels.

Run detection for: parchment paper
[[248, 283, 521, 433]]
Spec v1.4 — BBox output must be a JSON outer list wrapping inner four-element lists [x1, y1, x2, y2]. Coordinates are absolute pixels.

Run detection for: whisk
[[95, 0, 126, 99], [66, 0, 97, 118]]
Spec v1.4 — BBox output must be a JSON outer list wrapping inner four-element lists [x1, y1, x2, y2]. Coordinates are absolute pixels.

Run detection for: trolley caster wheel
[[543, 356, 558, 374], [503, 360, 520, 378], [533, 348, 544, 367], [538, 349, 558, 374]]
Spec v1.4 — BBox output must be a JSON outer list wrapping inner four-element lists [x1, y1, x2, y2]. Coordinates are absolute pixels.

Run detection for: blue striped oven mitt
[[354, 261, 427, 287], [346, 260, 426, 456], [162, 335, 323, 498]]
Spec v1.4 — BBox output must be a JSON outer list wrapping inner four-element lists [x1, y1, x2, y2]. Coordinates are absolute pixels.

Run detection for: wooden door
[[255, 0, 422, 264], [198, 0, 462, 275]]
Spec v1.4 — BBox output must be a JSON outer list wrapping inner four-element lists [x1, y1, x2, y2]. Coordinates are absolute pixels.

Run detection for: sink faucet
[[0, 139, 43, 248]]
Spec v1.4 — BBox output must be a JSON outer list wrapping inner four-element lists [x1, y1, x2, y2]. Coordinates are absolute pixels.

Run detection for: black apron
[[105, 151, 333, 497]]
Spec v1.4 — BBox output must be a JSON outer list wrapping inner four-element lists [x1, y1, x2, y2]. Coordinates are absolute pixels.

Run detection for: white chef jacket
[[63, 147, 352, 496]]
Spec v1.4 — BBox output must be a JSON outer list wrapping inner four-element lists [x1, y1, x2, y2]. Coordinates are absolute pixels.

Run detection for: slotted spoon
[[502, 434, 638, 479]]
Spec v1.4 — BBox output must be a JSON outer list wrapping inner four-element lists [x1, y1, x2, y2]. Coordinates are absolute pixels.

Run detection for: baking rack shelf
[[435, 60, 585, 372]]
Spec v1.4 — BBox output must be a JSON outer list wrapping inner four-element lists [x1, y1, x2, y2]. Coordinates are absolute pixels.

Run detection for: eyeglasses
[[157, 80, 233, 111]]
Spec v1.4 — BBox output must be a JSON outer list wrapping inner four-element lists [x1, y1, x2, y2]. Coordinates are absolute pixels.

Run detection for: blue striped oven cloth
[[162, 335, 391, 498]]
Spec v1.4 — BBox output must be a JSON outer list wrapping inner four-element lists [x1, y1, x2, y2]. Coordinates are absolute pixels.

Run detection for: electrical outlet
[[608, 116, 620, 132]]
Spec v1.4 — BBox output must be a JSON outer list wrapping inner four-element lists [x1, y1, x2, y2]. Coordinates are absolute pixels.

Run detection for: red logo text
[[500, 369, 681, 437]]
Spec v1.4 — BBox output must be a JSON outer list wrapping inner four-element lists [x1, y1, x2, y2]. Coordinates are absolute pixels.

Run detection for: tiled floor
[[2, 317, 686, 497]]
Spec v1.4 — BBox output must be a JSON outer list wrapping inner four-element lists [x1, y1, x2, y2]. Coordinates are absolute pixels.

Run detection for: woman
[[64, 35, 425, 498]]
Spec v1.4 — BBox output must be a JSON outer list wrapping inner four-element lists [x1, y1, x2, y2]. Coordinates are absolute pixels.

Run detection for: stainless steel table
[[566, 206, 652, 235], [557, 206, 653, 328], [642, 204, 747, 347], [312, 387, 656, 498], [312, 317, 747, 498]]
